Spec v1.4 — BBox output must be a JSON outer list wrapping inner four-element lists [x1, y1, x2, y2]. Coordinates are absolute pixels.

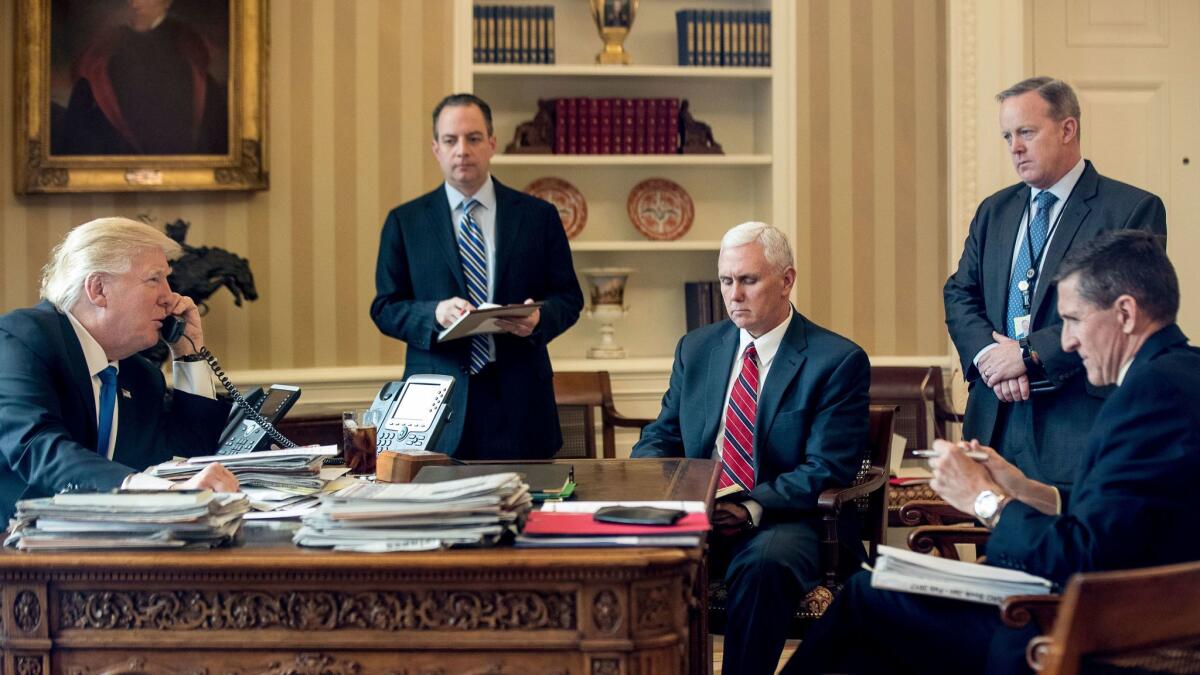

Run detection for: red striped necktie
[[719, 343, 759, 491]]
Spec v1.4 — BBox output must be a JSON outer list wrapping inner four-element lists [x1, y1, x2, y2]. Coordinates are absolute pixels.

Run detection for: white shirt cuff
[[973, 343, 999, 367], [1053, 487, 1062, 515], [744, 499, 764, 528], [172, 361, 217, 400], [121, 473, 177, 490]]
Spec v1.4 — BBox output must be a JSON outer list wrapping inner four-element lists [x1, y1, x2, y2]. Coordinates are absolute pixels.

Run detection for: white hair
[[40, 217, 181, 311], [719, 221, 794, 272]]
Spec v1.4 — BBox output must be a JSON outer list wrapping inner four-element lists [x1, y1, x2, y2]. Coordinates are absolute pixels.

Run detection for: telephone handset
[[369, 374, 455, 454], [160, 315, 300, 453]]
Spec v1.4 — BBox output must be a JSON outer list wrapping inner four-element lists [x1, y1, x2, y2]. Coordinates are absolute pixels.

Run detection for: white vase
[[581, 267, 634, 359]]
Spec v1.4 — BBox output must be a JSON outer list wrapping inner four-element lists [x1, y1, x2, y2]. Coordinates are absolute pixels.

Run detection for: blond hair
[[719, 221, 794, 272], [40, 217, 181, 311]]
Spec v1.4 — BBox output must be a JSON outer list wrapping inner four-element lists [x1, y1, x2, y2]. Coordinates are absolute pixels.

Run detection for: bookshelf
[[453, 0, 795, 371]]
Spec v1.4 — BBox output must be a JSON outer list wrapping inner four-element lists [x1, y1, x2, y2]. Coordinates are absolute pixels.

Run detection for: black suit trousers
[[713, 518, 821, 675]]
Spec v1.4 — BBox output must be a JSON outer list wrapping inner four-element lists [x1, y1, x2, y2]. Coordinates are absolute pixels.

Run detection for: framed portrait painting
[[13, 0, 268, 194]]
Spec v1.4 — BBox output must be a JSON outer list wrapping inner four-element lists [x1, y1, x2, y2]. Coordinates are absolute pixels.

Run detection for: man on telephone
[[0, 217, 239, 522], [371, 93, 583, 459]]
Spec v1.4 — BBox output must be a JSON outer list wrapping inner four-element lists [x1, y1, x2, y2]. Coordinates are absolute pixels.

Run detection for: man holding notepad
[[371, 93, 583, 459], [786, 231, 1200, 674]]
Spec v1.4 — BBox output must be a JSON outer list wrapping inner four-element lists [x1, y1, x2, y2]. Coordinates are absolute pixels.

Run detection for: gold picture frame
[[13, 0, 268, 194]]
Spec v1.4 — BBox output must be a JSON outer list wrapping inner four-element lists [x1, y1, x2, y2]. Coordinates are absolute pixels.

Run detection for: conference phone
[[367, 374, 455, 454], [160, 316, 300, 454]]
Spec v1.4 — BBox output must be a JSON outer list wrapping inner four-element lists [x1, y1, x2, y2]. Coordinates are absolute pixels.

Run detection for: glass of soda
[[342, 409, 380, 475]]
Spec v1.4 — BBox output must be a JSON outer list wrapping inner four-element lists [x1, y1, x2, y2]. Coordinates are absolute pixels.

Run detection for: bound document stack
[[294, 472, 532, 552], [870, 545, 1054, 605], [4, 491, 249, 551]]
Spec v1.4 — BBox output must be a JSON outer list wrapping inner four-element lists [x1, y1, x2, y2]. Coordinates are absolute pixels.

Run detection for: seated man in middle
[[632, 221, 870, 675]]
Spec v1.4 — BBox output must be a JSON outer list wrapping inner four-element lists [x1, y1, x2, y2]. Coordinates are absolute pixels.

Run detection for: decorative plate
[[626, 178, 694, 241], [524, 177, 587, 239]]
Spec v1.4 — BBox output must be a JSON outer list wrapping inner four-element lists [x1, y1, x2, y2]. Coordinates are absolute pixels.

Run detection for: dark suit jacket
[[0, 302, 232, 522], [986, 324, 1200, 586], [944, 161, 1167, 485], [370, 178, 583, 457], [632, 311, 870, 518]]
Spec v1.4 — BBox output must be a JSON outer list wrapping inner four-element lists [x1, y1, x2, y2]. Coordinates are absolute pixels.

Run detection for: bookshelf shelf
[[493, 154, 771, 167], [570, 240, 722, 252], [473, 64, 773, 79]]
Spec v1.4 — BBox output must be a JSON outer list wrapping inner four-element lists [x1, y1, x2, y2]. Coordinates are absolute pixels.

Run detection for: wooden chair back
[[553, 371, 655, 459], [859, 404, 898, 560], [869, 365, 960, 455], [1031, 560, 1200, 675]]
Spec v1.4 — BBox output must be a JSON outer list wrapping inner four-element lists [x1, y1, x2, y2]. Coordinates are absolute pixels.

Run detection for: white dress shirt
[[445, 175, 499, 361]]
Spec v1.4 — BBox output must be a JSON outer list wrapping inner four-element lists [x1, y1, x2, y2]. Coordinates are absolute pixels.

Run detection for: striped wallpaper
[[0, 0, 947, 369]]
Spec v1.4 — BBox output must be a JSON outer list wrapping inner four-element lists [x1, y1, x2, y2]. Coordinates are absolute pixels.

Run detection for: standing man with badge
[[371, 93, 583, 460], [944, 77, 1166, 487]]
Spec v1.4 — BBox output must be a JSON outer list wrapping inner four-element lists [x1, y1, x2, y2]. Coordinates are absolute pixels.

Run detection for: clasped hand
[[927, 439, 1024, 515], [978, 332, 1030, 402]]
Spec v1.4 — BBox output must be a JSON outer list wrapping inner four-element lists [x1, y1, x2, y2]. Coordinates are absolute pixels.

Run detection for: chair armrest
[[897, 499, 976, 526], [907, 525, 990, 559], [817, 468, 887, 513], [1000, 594, 1061, 631], [607, 412, 656, 429]]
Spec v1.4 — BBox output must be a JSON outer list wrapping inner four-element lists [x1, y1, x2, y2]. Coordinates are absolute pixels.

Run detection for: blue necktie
[[96, 366, 117, 455], [1005, 190, 1058, 338], [457, 198, 492, 374]]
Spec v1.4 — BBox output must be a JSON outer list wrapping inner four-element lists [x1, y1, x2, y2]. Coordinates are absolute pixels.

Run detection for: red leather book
[[598, 98, 614, 154], [620, 98, 635, 154], [664, 98, 681, 153], [522, 511, 711, 535], [586, 98, 600, 154], [566, 97, 579, 154], [646, 98, 660, 154], [554, 98, 568, 154], [633, 98, 647, 154]]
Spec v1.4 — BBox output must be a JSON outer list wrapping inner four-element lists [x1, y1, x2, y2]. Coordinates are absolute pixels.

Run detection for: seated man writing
[[785, 229, 1200, 675], [0, 217, 239, 522], [632, 221, 870, 675]]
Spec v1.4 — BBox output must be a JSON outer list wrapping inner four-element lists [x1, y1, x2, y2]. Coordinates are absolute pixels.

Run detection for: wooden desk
[[0, 458, 717, 675]]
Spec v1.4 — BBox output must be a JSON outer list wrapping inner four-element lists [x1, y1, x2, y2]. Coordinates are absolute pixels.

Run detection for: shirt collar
[[1031, 157, 1086, 207], [64, 310, 119, 377], [738, 310, 793, 369], [444, 175, 496, 214], [1117, 356, 1135, 387]]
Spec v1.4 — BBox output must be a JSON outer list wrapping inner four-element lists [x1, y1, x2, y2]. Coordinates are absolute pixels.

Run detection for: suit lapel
[[52, 307, 99, 448], [1031, 162, 1098, 320], [701, 325, 739, 451], [491, 179, 523, 299], [986, 186, 1031, 329], [426, 190, 468, 295], [757, 313, 807, 454]]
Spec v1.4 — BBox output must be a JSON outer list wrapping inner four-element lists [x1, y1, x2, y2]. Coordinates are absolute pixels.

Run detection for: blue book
[[763, 10, 772, 67], [676, 10, 687, 66], [473, 5, 481, 63]]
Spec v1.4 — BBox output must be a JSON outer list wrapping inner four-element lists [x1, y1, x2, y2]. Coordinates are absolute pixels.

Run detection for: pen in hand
[[913, 448, 989, 462]]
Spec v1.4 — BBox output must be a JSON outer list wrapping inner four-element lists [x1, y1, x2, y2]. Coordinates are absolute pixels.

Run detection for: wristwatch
[[173, 353, 207, 363], [1018, 336, 1040, 371], [973, 490, 1008, 529]]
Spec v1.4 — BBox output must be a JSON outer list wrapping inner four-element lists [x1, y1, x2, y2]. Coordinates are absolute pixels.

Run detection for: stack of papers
[[4, 491, 250, 551], [413, 463, 575, 501], [150, 447, 340, 515], [294, 472, 532, 552], [515, 501, 710, 548], [870, 545, 1054, 605]]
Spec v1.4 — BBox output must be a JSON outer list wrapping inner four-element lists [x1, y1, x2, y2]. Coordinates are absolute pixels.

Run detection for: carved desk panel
[[0, 459, 718, 675]]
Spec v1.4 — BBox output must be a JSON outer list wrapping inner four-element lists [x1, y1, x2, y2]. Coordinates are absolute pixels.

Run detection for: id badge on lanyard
[[1013, 273, 1034, 339]]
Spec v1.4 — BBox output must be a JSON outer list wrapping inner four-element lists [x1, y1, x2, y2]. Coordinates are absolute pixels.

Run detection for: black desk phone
[[161, 316, 300, 454], [367, 374, 455, 454]]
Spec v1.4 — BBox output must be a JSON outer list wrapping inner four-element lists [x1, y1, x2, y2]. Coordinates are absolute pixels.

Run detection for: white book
[[870, 545, 1054, 606]]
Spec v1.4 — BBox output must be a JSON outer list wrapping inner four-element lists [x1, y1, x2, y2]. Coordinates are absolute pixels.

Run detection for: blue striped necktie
[[457, 198, 492, 374], [1006, 190, 1058, 339], [96, 365, 117, 455]]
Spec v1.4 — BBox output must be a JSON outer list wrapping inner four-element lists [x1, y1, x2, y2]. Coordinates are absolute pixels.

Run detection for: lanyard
[[1017, 185, 1075, 311]]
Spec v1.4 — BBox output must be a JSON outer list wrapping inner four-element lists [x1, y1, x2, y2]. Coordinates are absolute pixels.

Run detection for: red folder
[[523, 511, 711, 536]]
